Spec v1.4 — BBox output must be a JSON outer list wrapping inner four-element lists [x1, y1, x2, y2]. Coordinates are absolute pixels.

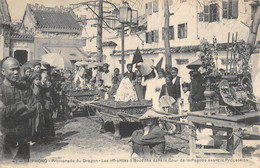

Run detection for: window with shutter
[[153, 0, 159, 12], [198, 12, 203, 21], [153, 30, 159, 42], [204, 5, 210, 22], [162, 27, 165, 40], [162, 27, 173, 40], [232, 0, 238, 19], [151, 31, 154, 42], [148, 32, 152, 43], [223, 1, 228, 19], [145, 3, 153, 15], [146, 32, 149, 43], [169, 26, 174, 40], [222, 0, 238, 19], [228, 0, 232, 19], [148, 2, 153, 15], [178, 23, 187, 39], [209, 4, 219, 22]]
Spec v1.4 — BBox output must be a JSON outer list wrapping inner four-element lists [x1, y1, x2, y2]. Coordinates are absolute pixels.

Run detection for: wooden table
[[187, 111, 260, 158], [83, 100, 152, 140]]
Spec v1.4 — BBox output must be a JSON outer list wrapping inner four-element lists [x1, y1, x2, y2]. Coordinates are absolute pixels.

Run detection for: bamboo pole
[[226, 32, 230, 74], [235, 32, 238, 74], [230, 33, 234, 74]]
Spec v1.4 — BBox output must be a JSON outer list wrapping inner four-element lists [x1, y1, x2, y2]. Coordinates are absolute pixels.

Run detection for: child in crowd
[[180, 82, 191, 113], [96, 79, 107, 99], [134, 76, 145, 100], [87, 79, 96, 90], [108, 77, 119, 100]]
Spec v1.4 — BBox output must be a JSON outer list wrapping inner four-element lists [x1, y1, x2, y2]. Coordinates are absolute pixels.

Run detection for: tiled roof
[[10, 33, 34, 40], [33, 10, 81, 30], [44, 47, 88, 61], [112, 43, 230, 56], [0, 0, 11, 24], [28, 4, 81, 32]]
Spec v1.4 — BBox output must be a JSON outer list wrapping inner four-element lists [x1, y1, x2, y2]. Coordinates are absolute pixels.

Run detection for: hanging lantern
[[119, 1, 132, 23]]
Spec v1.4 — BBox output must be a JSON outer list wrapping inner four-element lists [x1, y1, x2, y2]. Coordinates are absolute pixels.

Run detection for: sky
[[6, 0, 141, 21], [7, 0, 89, 20]]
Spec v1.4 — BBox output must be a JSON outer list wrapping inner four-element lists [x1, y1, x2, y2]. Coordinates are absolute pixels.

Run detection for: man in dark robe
[[189, 70, 205, 111], [169, 67, 182, 100], [0, 57, 37, 162], [130, 110, 165, 158]]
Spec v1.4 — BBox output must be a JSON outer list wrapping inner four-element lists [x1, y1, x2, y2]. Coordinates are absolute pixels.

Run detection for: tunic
[[101, 71, 113, 87], [124, 71, 136, 82], [152, 77, 165, 111], [0, 82, 36, 160]]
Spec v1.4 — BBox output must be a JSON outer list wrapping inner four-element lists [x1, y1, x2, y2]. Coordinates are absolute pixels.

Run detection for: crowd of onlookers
[[0, 57, 74, 162], [0, 56, 207, 162], [74, 62, 206, 114]]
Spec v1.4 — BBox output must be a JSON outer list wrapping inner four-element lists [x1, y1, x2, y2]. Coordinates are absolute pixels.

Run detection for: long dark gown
[[0, 82, 36, 161]]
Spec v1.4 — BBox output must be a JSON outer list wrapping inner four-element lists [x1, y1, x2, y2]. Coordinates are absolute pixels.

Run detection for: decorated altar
[[95, 77, 153, 139], [185, 36, 260, 158]]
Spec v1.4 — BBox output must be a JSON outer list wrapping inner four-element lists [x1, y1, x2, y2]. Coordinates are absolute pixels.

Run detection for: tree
[[71, 1, 120, 63], [247, 1, 260, 55], [96, 0, 103, 62], [163, 0, 172, 69]]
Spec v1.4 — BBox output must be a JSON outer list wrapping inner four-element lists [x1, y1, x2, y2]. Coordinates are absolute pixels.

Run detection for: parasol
[[21, 60, 48, 68], [89, 62, 103, 68], [139, 59, 154, 76], [41, 53, 72, 70], [186, 59, 202, 70], [74, 60, 89, 66], [21, 60, 49, 75]]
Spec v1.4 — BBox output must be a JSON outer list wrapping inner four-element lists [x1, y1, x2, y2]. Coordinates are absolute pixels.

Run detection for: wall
[[10, 39, 34, 61], [73, 0, 260, 77], [34, 37, 85, 59], [0, 25, 11, 59], [0, 26, 4, 59]]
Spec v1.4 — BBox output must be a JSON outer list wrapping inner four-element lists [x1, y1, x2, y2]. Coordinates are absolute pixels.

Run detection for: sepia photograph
[[0, 0, 260, 167]]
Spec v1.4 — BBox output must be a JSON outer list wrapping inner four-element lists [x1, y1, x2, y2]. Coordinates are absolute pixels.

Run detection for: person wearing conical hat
[[129, 109, 166, 158]]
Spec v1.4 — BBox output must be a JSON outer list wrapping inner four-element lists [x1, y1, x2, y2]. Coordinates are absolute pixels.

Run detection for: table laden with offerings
[[84, 99, 153, 139]]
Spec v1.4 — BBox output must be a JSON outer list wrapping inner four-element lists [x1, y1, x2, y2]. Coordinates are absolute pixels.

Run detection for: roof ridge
[[0, 0, 11, 24]]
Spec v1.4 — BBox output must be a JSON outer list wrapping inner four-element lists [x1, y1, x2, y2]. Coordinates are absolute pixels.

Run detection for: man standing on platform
[[124, 64, 136, 82], [0, 57, 37, 162], [113, 68, 123, 84], [101, 63, 113, 88]]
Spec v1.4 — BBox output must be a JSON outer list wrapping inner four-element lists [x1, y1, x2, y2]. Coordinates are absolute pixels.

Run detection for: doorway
[[14, 50, 28, 65]]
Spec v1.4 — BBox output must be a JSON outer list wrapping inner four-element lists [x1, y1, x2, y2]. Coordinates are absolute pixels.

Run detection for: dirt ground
[[1, 116, 260, 168]]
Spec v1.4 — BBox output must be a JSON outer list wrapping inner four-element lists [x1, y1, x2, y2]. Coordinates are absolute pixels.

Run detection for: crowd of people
[[73, 62, 206, 114], [0, 57, 73, 162], [0, 56, 208, 161]]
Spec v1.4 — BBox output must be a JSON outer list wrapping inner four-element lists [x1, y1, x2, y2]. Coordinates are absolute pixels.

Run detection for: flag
[[132, 47, 143, 65], [155, 57, 163, 69]]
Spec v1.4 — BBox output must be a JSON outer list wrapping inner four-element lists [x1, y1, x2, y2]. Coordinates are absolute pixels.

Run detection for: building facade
[[73, 0, 260, 82], [10, 4, 87, 64], [0, 0, 11, 60]]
